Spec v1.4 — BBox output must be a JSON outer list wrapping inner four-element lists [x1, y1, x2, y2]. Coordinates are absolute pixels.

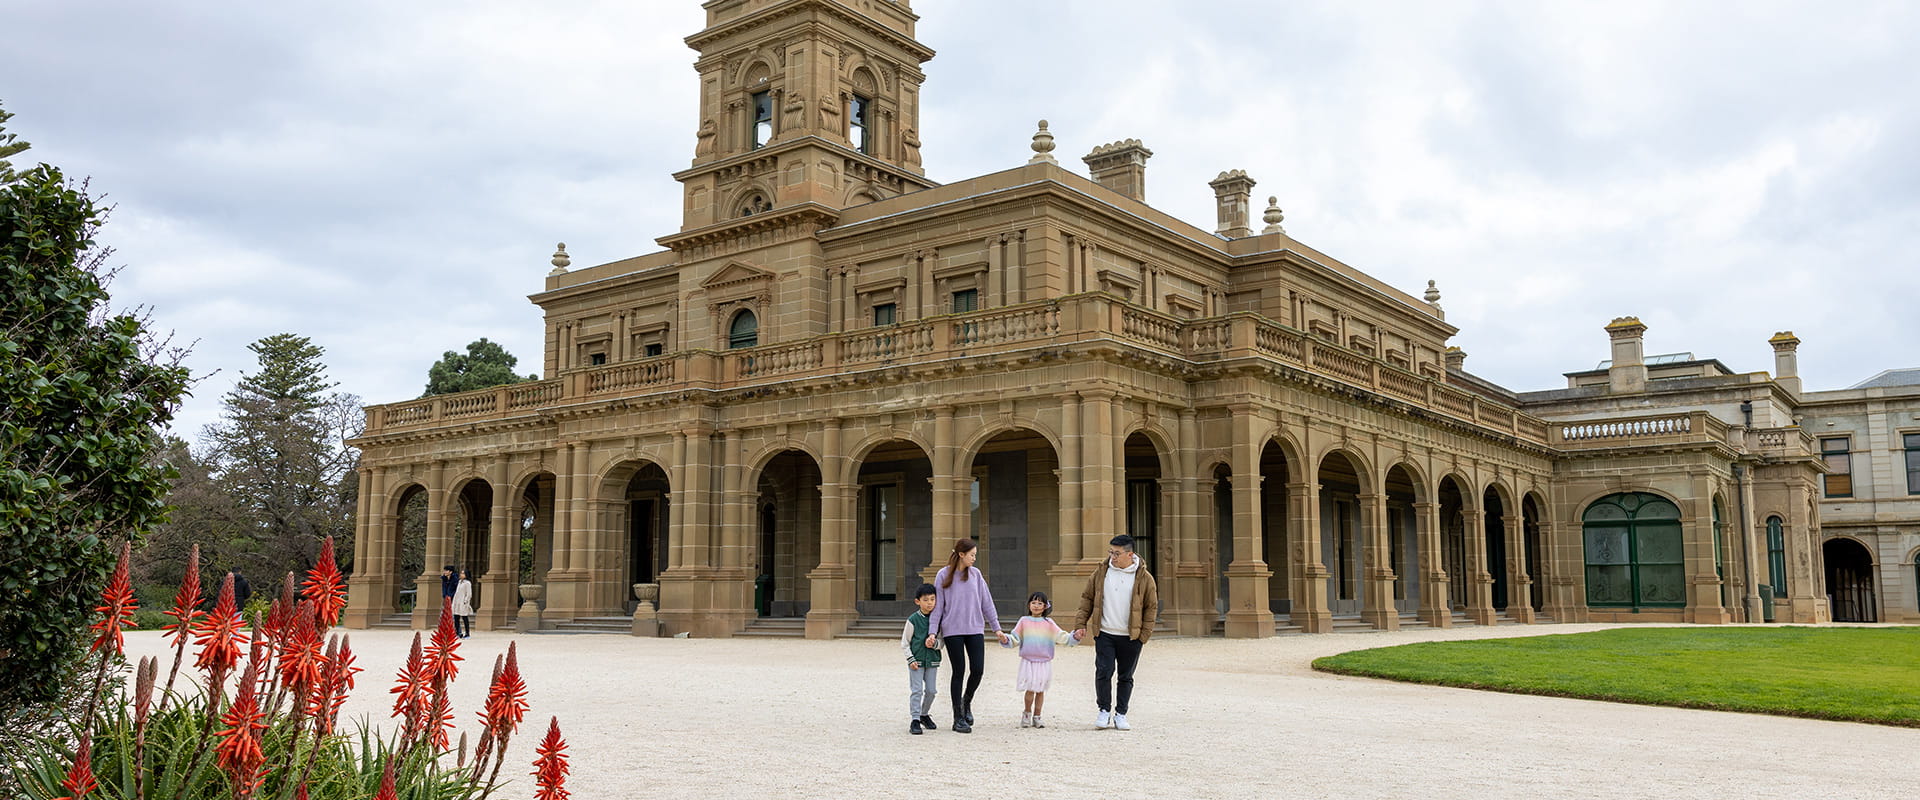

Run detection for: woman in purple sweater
[[923, 538, 1007, 733]]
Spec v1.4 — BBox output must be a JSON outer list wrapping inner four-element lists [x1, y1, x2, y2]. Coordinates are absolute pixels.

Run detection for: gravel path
[[122, 622, 1917, 799]]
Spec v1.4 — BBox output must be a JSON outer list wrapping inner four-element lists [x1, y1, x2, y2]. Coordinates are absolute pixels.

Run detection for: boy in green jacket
[[901, 583, 942, 734]]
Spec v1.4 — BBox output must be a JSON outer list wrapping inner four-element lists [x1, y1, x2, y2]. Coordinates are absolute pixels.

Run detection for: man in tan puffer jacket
[[1071, 534, 1158, 731]]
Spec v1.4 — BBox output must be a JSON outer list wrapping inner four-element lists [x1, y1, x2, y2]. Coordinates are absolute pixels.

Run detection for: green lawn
[[1311, 627, 1920, 727]]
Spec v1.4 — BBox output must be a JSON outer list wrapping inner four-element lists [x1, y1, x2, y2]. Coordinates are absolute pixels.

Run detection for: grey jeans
[[908, 663, 940, 720]]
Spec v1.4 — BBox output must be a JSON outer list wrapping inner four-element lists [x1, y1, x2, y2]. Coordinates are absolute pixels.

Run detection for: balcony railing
[[1550, 411, 1730, 450], [360, 294, 1555, 445]]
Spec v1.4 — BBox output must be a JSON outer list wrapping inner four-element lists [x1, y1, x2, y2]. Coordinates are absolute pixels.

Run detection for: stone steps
[[737, 617, 807, 638]]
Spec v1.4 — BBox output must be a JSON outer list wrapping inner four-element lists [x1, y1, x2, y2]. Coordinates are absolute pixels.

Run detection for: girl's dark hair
[[940, 538, 977, 589], [1028, 591, 1051, 617]]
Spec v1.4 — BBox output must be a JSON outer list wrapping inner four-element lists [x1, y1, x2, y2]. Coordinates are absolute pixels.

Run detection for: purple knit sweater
[[925, 566, 1002, 638]]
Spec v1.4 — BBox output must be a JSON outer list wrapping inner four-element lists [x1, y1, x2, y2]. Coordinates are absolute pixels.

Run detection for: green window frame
[[951, 288, 978, 314], [1766, 516, 1787, 596], [868, 483, 898, 601], [1904, 433, 1920, 495], [1821, 436, 1853, 498], [1582, 492, 1685, 608], [727, 310, 758, 350], [872, 303, 896, 327]]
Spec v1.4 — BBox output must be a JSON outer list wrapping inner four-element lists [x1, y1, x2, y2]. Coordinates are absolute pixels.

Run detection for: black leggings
[[942, 634, 986, 711]]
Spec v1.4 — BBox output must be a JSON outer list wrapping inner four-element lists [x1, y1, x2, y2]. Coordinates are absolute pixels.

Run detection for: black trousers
[[1093, 632, 1144, 714], [942, 634, 986, 714], [455, 615, 471, 637]]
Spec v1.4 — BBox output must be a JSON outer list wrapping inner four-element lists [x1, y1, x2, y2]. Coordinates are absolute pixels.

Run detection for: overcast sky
[[8, 1, 1918, 441]]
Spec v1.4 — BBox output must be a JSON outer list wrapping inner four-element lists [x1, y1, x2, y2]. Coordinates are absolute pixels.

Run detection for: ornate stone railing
[[360, 294, 1556, 446], [1550, 411, 1729, 450]]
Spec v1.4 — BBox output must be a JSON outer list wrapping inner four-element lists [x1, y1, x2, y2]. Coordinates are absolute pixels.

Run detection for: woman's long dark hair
[[940, 538, 976, 589]]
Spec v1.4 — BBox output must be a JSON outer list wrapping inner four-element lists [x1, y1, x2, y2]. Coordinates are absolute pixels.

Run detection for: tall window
[[951, 289, 978, 314], [1905, 433, 1920, 495], [1126, 479, 1158, 567], [1582, 492, 1684, 608], [868, 484, 898, 601], [751, 91, 773, 149], [872, 303, 896, 326], [1821, 436, 1853, 497], [1766, 516, 1787, 595], [727, 309, 758, 349], [849, 94, 873, 154]]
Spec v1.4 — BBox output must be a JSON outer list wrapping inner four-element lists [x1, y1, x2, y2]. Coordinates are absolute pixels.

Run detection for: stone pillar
[[343, 466, 387, 629], [1503, 512, 1536, 623], [1079, 391, 1120, 560], [1048, 393, 1090, 612], [1358, 492, 1400, 630], [927, 406, 963, 583], [1738, 467, 1766, 624], [661, 425, 717, 635], [1770, 332, 1802, 395], [1606, 317, 1648, 394], [1462, 507, 1496, 625], [1413, 501, 1451, 627], [545, 443, 593, 620], [414, 461, 450, 629], [1287, 479, 1332, 633], [1223, 407, 1273, 637], [1170, 408, 1212, 636], [714, 430, 752, 635], [1685, 481, 1730, 624], [477, 460, 517, 631], [807, 419, 857, 638]]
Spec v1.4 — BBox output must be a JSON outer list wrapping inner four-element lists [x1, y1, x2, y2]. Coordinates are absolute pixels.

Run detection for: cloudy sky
[[8, 1, 1918, 440]]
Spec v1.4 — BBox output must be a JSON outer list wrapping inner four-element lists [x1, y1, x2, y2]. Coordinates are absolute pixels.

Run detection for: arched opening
[[737, 192, 770, 217], [1123, 433, 1166, 574], [1437, 476, 1469, 614], [450, 479, 493, 613], [1384, 465, 1420, 616], [618, 463, 671, 611], [1212, 463, 1233, 616], [1765, 516, 1787, 603], [856, 439, 934, 617], [970, 428, 1059, 620], [756, 449, 823, 618], [1258, 442, 1291, 619], [1318, 451, 1363, 617], [393, 485, 428, 615], [1582, 492, 1684, 610], [515, 474, 556, 614], [1484, 487, 1510, 611], [728, 309, 759, 349], [1522, 493, 1547, 614], [1711, 496, 1728, 611], [1824, 538, 1876, 622]]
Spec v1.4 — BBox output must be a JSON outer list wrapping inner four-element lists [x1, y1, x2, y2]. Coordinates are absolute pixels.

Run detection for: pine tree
[[423, 337, 535, 396]]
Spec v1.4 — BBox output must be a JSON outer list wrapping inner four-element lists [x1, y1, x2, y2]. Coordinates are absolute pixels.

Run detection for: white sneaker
[[1095, 710, 1112, 729], [1113, 713, 1131, 731], [1032, 715, 1045, 728], [1020, 712, 1032, 728]]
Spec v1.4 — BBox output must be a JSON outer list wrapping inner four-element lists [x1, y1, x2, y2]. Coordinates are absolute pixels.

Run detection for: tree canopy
[[0, 102, 190, 707], [423, 337, 535, 396]]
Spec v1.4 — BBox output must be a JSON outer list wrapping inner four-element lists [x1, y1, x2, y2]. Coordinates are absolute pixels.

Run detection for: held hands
[[1071, 628, 1085, 641], [924, 635, 938, 649], [995, 630, 1009, 646]]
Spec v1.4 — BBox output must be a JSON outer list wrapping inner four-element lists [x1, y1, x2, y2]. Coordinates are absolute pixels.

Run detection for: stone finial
[[1261, 196, 1286, 234], [1423, 280, 1444, 319], [548, 243, 571, 276], [1028, 120, 1057, 165]]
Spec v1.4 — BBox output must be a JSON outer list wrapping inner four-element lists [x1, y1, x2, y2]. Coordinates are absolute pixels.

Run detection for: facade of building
[[1797, 369, 1920, 623], [343, 0, 1880, 637]]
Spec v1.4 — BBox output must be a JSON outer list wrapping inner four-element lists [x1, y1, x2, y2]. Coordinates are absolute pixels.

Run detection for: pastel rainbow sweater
[[1006, 615, 1077, 662]]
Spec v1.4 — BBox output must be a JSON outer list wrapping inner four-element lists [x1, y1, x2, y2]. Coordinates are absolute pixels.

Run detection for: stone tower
[[676, 0, 939, 230]]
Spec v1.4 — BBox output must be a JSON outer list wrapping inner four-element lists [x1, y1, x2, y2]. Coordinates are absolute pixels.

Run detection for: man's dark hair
[[914, 583, 937, 600], [1110, 534, 1135, 552]]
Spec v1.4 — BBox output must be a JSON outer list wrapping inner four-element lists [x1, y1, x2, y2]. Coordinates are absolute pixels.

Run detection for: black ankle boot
[[919, 714, 938, 730], [951, 702, 971, 733], [963, 701, 974, 726]]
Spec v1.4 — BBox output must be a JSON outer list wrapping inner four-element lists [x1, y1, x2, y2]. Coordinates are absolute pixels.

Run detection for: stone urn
[[518, 584, 544, 605], [515, 584, 545, 634], [630, 583, 662, 638], [632, 583, 660, 608]]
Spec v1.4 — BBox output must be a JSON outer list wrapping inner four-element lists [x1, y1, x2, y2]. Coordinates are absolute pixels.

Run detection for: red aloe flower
[[260, 573, 297, 645], [277, 601, 326, 709], [88, 541, 137, 655], [308, 634, 361, 735], [53, 732, 98, 800], [389, 633, 431, 732], [372, 758, 398, 800], [478, 641, 529, 736], [193, 575, 246, 689], [423, 605, 462, 684], [160, 544, 204, 646], [214, 653, 269, 797], [300, 537, 347, 628], [531, 717, 570, 800]]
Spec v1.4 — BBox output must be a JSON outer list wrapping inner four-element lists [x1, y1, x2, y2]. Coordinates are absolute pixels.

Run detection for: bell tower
[[676, 0, 937, 231]]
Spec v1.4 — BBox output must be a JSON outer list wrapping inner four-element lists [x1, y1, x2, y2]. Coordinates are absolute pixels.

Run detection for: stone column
[[546, 443, 594, 620], [1170, 409, 1210, 636], [477, 460, 517, 631], [1358, 492, 1400, 630], [661, 424, 717, 634], [1413, 501, 1452, 627], [1462, 507, 1496, 625], [1287, 479, 1332, 632], [714, 430, 752, 635], [1685, 481, 1730, 624], [1223, 407, 1273, 637], [343, 466, 386, 629], [1079, 391, 1120, 560], [414, 460, 450, 629], [806, 419, 857, 638], [1738, 467, 1766, 624], [1048, 393, 1090, 611], [927, 405, 964, 583], [1503, 512, 1536, 623]]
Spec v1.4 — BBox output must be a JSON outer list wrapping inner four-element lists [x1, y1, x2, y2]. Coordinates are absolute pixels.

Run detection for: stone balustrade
[[1550, 411, 1730, 450], [360, 293, 1554, 444]]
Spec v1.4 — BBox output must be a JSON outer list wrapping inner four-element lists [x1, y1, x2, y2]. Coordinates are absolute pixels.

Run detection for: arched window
[[1582, 492, 1684, 608], [1766, 516, 1787, 596], [727, 309, 758, 350]]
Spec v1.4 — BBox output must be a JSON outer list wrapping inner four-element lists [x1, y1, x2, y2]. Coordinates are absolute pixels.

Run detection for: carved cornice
[[656, 203, 841, 254], [686, 1, 933, 63]]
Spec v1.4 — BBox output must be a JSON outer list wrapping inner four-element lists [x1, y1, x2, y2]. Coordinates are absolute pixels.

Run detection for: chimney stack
[[1606, 316, 1648, 394], [1770, 331, 1802, 395], [1209, 170, 1256, 238], [1444, 346, 1466, 371], [1083, 139, 1152, 202]]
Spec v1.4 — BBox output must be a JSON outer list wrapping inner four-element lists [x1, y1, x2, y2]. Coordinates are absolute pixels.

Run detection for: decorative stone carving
[[1261, 196, 1286, 234], [903, 127, 922, 166], [548, 243, 570, 276], [1028, 120, 1057, 165], [695, 119, 716, 157]]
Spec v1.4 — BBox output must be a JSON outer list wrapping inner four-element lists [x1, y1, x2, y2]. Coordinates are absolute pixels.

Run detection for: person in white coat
[[451, 568, 475, 639]]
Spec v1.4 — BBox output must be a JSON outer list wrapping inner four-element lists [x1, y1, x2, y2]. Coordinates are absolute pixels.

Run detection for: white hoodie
[[1099, 556, 1140, 635]]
